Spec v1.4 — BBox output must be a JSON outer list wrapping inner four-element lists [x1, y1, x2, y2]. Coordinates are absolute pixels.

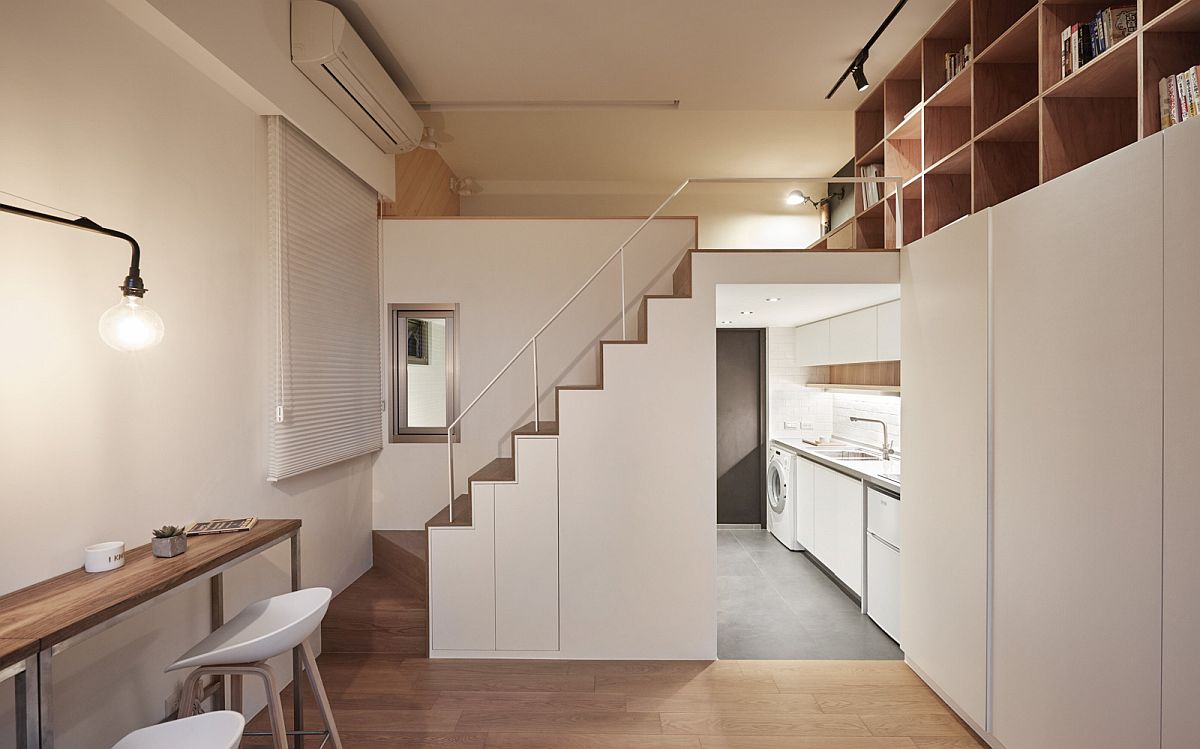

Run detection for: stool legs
[[177, 663, 288, 749], [298, 639, 343, 749]]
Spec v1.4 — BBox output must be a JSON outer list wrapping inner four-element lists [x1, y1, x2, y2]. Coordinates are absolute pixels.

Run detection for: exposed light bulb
[[98, 294, 164, 352], [786, 190, 806, 206]]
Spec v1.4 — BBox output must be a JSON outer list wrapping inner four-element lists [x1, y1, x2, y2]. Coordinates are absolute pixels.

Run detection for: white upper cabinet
[[876, 300, 901, 360], [793, 319, 830, 366], [829, 307, 878, 364]]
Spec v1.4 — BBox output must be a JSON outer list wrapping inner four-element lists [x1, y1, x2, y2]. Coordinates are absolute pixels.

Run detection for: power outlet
[[800, 421, 814, 430], [783, 421, 800, 430]]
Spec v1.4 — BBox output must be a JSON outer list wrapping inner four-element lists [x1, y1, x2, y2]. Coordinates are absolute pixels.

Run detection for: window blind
[[267, 116, 382, 481]]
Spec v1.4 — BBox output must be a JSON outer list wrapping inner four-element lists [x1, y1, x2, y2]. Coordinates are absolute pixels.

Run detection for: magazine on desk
[[185, 517, 258, 536]]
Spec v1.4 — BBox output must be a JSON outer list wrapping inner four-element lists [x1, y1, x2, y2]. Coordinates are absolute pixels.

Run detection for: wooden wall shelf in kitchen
[[850, 0, 1200, 247]]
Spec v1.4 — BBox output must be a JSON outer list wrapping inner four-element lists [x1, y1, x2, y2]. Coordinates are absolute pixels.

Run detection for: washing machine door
[[766, 456, 787, 514]]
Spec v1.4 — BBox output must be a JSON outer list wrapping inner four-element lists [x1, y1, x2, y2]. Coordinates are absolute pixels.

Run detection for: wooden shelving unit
[[837, 0, 1200, 249]]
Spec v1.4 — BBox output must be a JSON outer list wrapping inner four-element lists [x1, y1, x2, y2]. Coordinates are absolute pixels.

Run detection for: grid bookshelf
[[819, 0, 1200, 250]]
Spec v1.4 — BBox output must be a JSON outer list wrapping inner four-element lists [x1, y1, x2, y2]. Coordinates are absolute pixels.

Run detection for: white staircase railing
[[444, 175, 906, 519]]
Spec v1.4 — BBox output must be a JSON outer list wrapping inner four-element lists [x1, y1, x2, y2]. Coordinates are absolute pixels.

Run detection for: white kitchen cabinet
[[494, 438, 559, 651], [813, 463, 863, 595], [793, 319, 830, 366], [866, 534, 900, 641], [794, 454, 815, 551], [876, 300, 900, 360], [829, 307, 877, 364]]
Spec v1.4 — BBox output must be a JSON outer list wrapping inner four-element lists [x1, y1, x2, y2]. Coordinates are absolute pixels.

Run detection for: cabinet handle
[[867, 530, 900, 553]]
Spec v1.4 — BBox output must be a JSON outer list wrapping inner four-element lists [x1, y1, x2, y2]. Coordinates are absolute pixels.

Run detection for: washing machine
[[766, 446, 801, 550]]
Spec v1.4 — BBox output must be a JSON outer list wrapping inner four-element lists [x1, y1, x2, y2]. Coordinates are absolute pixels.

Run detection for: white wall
[[375, 218, 697, 529], [0, 2, 372, 745], [108, 0, 395, 196], [462, 190, 826, 250]]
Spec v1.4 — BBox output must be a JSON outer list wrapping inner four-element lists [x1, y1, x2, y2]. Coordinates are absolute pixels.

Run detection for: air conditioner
[[291, 0, 424, 153]]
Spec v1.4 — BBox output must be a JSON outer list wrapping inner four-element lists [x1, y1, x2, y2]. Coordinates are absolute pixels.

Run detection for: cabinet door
[[991, 136, 1163, 749], [812, 464, 839, 568], [900, 211, 988, 728], [495, 438, 559, 651], [794, 456, 816, 551], [429, 486, 496, 651], [876, 300, 901, 360], [833, 472, 864, 596], [867, 534, 901, 641], [1162, 117, 1200, 749], [793, 320, 830, 366], [829, 307, 877, 363]]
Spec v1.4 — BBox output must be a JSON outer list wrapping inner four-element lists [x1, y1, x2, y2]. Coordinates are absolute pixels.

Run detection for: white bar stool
[[112, 711, 245, 749], [167, 587, 342, 749]]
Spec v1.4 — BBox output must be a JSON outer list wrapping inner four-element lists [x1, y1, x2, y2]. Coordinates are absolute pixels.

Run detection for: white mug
[[84, 541, 126, 573]]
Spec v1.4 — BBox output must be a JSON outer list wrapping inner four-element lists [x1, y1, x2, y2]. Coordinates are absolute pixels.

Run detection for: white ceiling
[[328, 0, 954, 185], [716, 284, 900, 328]]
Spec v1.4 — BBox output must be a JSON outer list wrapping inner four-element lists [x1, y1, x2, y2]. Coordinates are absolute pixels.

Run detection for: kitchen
[[716, 283, 902, 659]]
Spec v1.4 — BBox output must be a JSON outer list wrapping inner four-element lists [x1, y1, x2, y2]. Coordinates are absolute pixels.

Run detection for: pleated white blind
[[267, 117, 382, 481]]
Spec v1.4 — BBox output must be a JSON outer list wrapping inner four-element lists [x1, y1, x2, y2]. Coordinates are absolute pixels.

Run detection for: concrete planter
[[152, 534, 187, 558]]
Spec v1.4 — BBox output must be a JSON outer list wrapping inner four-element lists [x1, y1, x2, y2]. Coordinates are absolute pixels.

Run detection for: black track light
[[852, 52, 870, 92], [825, 0, 908, 99]]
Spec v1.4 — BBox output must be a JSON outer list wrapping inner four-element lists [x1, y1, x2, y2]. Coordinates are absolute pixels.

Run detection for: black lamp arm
[[0, 201, 146, 297]]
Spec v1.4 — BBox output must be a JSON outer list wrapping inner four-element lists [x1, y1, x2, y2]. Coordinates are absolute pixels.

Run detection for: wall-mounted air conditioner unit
[[291, 0, 425, 153]]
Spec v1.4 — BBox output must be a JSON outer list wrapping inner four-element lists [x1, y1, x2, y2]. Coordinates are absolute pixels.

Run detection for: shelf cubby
[[923, 0, 973, 92], [924, 170, 973, 235], [974, 101, 1038, 210], [885, 177, 924, 248], [1040, 3, 1139, 93], [924, 103, 973, 168], [975, 61, 1039, 133], [855, 87, 885, 162], [884, 79, 924, 133], [975, 0, 1039, 53], [1141, 1, 1200, 136], [884, 137, 923, 188], [1042, 96, 1138, 180], [856, 209, 886, 249], [1144, 0, 1200, 27]]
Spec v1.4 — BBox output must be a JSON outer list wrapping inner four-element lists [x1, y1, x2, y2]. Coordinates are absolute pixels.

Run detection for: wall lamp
[[0, 201, 164, 352], [786, 188, 845, 209], [825, 0, 909, 99]]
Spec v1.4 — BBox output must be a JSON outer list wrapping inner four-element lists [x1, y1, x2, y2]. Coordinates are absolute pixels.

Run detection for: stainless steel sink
[[811, 449, 879, 460]]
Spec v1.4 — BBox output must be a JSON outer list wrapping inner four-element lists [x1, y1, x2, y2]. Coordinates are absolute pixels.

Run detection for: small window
[[389, 304, 458, 442]]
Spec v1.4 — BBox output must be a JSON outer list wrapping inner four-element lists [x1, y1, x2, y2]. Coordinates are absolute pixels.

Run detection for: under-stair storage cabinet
[[429, 486, 497, 651], [990, 135, 1163, 749], [1163, 118, 1200, 749], [899, 211, 989, 729], [494, 437, 559, 651]]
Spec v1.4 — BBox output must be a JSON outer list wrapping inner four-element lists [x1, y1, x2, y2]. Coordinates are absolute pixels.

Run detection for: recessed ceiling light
[[765, 297, 782, 302], [720, 320, 734, 325], [739, 311, 754, 315]]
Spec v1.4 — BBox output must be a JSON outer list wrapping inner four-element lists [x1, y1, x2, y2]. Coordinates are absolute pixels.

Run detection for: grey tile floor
[[717, 528, 903, 660]]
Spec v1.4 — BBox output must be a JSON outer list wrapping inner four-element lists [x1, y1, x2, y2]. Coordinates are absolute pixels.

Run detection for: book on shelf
[[859, 163, 883, 208], [943, 43, 971, 85], [185, 517, 259, 536], [1060, 5, 1135, 78], [1159, 68, 1200, 128]]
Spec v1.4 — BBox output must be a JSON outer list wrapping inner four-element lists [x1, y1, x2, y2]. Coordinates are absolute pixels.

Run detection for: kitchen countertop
[[771, 437, 901, 494]]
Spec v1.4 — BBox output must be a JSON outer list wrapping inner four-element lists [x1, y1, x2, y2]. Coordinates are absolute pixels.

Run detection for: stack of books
[[860, 163, 884, 208], [944, 43, 971, 84], [1159, 67, 1200, 128], [1060, 5, 1137, 78]]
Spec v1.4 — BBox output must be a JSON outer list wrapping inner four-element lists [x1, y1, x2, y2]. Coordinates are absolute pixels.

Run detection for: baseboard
[[905, 656, 1005, 749], [716, 523, 762, 530]]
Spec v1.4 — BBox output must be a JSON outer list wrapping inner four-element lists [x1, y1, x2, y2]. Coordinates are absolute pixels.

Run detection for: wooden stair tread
[[374, 529, 427, 563], [470, 457, 515, 484], [513, 421, 559, 436], [426, 494, 472, 528]]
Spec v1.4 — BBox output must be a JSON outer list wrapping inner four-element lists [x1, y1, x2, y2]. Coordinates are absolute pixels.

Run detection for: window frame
[[389, 303, 460, 443]]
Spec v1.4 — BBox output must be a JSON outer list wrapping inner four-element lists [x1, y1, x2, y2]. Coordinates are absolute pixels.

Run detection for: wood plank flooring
[[245, 656, 986, 748]]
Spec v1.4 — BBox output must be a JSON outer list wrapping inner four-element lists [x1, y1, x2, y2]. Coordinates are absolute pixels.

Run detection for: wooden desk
[[0, 519, 303, 749]]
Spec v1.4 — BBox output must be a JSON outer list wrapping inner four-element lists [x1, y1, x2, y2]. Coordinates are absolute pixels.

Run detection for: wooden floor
[[247, 655, 986, 748]]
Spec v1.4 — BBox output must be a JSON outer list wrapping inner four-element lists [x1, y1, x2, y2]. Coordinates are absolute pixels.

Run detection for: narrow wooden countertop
[[0, 638, 37, 671], [0, 519, 301, 647]]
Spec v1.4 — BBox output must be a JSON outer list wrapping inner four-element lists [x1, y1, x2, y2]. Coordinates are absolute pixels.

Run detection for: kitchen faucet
[[850, 417, 894, 461]]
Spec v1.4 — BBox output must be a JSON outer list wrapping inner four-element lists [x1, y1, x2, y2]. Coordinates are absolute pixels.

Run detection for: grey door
[[716, 329, 765, 525]]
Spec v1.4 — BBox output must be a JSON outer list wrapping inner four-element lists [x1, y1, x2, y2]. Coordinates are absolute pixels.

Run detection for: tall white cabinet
[[989, 135, 1163, 749], [1163, 119, 1200, 748], [899, 213, 989, 729]]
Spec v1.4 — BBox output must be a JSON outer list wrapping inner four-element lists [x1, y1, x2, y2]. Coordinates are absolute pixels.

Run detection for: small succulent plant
[[152, 525, 185, 539]]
